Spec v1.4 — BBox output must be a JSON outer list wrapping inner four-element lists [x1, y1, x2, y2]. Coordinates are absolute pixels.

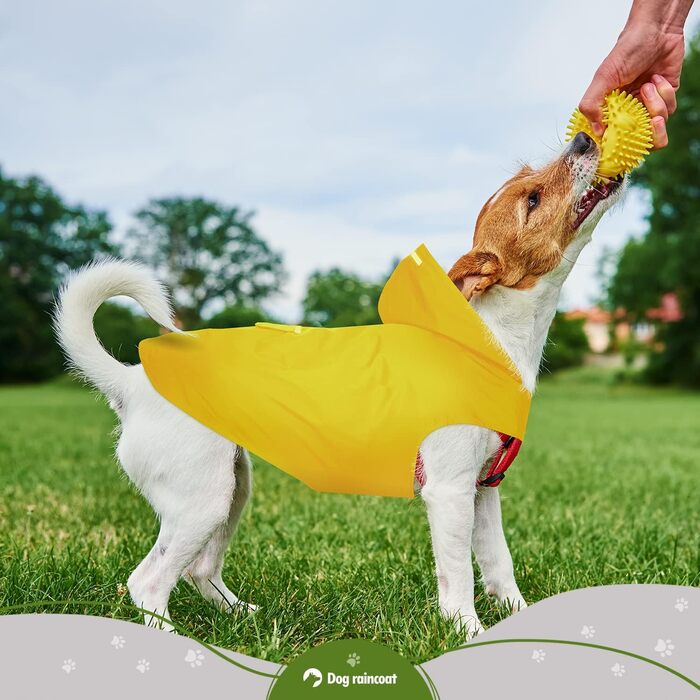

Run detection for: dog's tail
[[54, 259, 179, 400]]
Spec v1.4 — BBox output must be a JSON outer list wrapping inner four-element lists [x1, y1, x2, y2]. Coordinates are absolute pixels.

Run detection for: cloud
[[1, 0, 698, 318]]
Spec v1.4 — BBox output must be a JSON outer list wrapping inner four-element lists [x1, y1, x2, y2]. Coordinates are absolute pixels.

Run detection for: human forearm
[[626, 0, 694, 34]]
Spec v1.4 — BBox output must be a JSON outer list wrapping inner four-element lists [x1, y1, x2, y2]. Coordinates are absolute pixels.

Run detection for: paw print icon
[[346, 652, 361, 667], [61, 659, 76, 674], [136, 659, 150, 674], [674, 597, 688, 613], [531, 649, 546, 663], [110, 635, 126, 649], [185, 649, 205, 668], [654, 639, 675, 657], [580, 625, 595, 639], [611, 662, 626, 677]]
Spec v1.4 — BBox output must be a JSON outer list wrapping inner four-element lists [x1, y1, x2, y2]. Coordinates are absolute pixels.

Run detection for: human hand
[[579, 23, 685, 149]]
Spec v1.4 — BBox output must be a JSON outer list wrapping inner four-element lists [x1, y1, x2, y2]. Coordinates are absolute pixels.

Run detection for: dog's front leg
[[421, 426, 486, 638], [424, 485, 481, 636], [473, 487, 526, 613]]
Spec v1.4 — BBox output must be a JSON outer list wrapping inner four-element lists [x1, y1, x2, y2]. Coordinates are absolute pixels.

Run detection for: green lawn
[[0, 370, 698, 663]]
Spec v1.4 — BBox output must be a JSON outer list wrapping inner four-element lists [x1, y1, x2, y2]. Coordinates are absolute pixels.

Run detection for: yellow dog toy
[[567, 89, 653, 180]]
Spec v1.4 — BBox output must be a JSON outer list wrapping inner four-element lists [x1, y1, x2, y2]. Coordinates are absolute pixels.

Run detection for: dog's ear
[[448, 251, 502, 301]]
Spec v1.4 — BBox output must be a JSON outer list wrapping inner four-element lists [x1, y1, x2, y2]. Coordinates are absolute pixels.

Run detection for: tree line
[[0, 163, 589, 385], [4, 27, 697, 386], [0, 173, 389, 382]]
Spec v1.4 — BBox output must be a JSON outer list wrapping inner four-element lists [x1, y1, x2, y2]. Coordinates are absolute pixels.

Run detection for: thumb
[[579, 66, 618, 137]]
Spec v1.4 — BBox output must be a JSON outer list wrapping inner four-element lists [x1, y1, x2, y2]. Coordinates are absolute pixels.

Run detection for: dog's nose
[[568, 131, 595, 156]]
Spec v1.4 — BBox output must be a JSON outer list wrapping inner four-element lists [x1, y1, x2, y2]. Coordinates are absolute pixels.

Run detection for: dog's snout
[[568, 131, 595, 156]]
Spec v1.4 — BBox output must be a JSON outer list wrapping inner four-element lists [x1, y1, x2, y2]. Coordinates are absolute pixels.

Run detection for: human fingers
[[651, 115, 668, 150], [651, 74, 677, 115], [640, 82, 669, 122], [579, 67, 618, 137]]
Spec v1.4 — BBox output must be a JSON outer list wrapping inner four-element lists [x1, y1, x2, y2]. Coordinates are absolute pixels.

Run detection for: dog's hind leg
[[128, 507, 234, 630], [472, 487, 526, 613], [127, 522, 176, 630], [126, 442, 240, 631], [183, 449, 256, 613]]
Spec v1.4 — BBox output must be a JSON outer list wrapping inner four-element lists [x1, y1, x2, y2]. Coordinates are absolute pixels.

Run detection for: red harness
[[414, 433, 522, 489]]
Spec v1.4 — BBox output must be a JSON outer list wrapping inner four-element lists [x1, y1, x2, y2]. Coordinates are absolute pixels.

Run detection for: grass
[[0, 369, 698, 664]]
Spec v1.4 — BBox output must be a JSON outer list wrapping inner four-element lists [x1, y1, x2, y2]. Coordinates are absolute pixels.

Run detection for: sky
[[2, 1, 699, 320]]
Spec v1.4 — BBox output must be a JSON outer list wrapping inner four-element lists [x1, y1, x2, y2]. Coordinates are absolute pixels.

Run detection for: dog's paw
[[221, 597, 257, 614], [504, 595, 527, 614], [444, 607, 484, 639], [144, 611, 175, 633], [485, 583, 527, 614], [461, 614, 485, 639]]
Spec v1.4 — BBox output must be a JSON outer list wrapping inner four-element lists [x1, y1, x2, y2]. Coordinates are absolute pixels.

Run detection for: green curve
[[416, 663, 441, 700], [0, 599, 277, 679], [264, 663, 286, 700], [449, 638, 700, 691]]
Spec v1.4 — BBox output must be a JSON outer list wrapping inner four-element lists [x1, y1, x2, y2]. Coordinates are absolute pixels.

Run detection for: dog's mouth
[[573, 176, 623, 229]]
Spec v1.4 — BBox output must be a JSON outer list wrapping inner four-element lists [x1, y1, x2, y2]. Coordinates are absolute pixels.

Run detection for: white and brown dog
[[55, 131, 624, 637]]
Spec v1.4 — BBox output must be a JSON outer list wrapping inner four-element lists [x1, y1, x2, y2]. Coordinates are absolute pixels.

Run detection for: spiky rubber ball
[[566, 90, 653, 180]]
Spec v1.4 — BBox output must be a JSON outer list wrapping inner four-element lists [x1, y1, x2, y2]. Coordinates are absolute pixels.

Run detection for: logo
[[270, 639, 432, 699], [302, 667, 323, 688]]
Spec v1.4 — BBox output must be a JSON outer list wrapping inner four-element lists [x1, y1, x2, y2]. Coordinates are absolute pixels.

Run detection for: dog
[[54, 131, 624, 637]]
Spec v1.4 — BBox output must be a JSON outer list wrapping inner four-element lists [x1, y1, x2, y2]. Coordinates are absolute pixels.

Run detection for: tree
[[607, 28, 700, 386], [129, 197, 285, 327], [302, 268, 384, 327], [0, 170, 115, 382]]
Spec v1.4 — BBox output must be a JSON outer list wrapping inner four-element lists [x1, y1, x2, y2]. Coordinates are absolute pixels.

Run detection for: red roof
[[566, 293, 682, 325], [646, 293, 683, 322], [566, 307, 610, 323]]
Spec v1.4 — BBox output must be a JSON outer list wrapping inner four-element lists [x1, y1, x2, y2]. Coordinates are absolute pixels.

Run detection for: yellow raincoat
[[139, 245, 530, 498]]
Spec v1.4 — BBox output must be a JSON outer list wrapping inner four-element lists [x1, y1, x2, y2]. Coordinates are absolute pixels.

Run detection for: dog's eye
[[527, 191, 540, 211]]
